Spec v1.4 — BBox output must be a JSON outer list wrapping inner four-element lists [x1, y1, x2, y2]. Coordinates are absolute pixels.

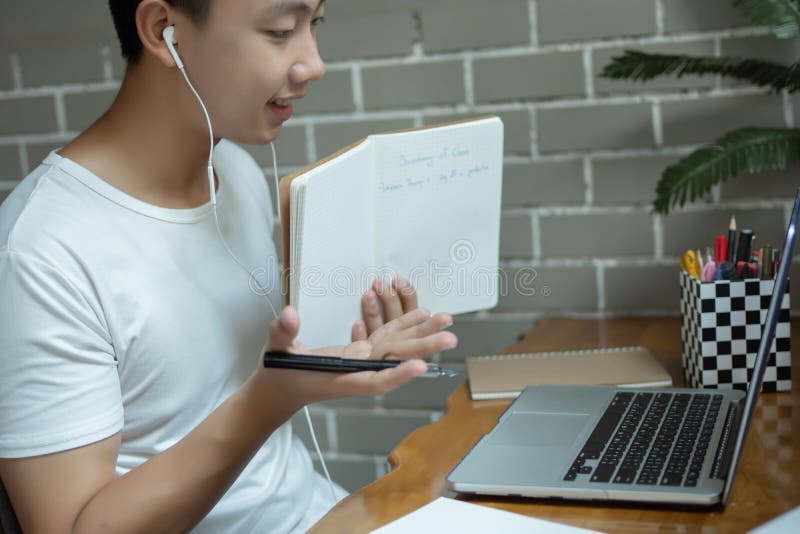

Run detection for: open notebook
[[279, 116, 504, 348]]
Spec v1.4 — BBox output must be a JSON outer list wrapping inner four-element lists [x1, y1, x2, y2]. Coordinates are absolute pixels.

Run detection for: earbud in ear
[[162, 25, 184, 69]]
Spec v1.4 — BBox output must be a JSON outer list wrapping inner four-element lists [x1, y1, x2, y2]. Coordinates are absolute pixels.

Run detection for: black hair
[[108, 0, 211, 64]]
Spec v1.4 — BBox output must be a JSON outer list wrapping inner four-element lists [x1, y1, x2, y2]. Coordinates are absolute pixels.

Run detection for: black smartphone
[[262, 351, 458, 378]]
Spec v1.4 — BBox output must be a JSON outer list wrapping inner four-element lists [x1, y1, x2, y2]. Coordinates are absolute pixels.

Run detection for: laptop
[[447, 187, 799, 506]]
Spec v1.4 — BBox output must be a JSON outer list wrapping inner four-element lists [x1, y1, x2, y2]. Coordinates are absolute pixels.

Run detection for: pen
[[727, 215, 736, 263], [422, 364, 460, 378], [735, 228, 754, 263], [715, 235, 727, 262], [263, 351, 459, 378]]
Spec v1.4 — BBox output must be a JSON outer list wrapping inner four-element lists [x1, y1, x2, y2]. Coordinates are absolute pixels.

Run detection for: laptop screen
[[722, 186, 799, 503]]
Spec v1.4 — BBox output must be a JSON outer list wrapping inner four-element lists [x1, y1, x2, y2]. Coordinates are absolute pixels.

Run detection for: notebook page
[[292, 141, 375, 348], [370, 497, 601, 533], [370, 117, 503, 314]]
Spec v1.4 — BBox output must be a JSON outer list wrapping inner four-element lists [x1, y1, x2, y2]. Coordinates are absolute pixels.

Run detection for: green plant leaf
[[654, 128, 800, 214], [734, 0, 800, 39], [600, 51, 800, 93]]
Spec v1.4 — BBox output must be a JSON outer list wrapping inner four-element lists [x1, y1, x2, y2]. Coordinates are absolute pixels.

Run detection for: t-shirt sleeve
[[0, 249, 123, 458]]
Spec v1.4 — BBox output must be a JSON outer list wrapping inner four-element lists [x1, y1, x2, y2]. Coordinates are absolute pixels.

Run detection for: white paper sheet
[[369, 497, 603, 534], [749, 505, 800, 533]]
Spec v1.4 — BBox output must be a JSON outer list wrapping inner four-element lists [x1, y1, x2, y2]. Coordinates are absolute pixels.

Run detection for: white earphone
[[162, 26, 183, 69], [160, 25, 339, 503]]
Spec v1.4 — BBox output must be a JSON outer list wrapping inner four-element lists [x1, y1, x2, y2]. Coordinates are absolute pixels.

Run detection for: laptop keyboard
[[564, 391, 723, 487]]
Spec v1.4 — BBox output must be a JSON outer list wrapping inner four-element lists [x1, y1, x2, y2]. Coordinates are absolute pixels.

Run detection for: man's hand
[[352, 276, 418, 341], [261, 305, 456, 408]]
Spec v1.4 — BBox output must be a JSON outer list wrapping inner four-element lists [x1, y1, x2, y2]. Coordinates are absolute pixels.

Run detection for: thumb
[[269, 306, 300, 351]]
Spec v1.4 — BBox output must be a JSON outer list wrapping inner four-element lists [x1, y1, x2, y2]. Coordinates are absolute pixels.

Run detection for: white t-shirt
[[0, 141, 343, 532]]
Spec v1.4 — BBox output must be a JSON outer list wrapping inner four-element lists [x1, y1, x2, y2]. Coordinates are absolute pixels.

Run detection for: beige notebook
[[467, 346, 673, 400]]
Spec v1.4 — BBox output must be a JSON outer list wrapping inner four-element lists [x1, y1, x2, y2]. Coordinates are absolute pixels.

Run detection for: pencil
[[727, 215, 736, 263]]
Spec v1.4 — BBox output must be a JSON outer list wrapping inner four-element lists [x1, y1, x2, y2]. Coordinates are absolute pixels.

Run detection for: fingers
[[351, 319, 367, 342], [374, 331, 458, 360], [333, 359, 428, 396], [362, 276, 418, 337], [361, 291, 383, 334], [393, 312, 453, 342], [394, 276, 418, 312], [381, 307, 448, 333], [268, 306, 300, 351], [374, 278, 403, 322]]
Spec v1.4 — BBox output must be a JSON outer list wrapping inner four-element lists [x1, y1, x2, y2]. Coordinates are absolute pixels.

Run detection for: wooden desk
[[310, 317, 799, 533]]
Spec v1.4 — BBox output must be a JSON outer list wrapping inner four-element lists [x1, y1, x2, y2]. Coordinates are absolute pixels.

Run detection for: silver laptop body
[[447, 187, 799, 506]]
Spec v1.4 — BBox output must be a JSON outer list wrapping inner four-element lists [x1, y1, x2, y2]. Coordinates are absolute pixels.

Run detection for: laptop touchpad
[[488, 412, 589, 448]]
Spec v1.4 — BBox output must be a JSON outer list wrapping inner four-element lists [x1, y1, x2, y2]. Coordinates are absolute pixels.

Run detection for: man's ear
[[135, 0, 182, 68]]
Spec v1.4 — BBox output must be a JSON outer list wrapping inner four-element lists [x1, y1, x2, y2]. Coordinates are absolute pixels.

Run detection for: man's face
[[175, 0, 326, 144]]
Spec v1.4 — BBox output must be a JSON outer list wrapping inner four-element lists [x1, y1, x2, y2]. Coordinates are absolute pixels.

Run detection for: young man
[[0, 0, 458, 531]]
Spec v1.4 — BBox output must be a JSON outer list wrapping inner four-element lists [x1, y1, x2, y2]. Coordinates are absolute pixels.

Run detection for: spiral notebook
[[467, 346, 672, 400]]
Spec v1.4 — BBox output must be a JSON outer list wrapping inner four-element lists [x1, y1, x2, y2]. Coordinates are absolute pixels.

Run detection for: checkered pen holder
[[680, 270, 791, 392]]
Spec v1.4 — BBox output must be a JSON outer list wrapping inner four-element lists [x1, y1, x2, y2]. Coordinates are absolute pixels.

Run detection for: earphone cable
[[172, 44, 339, 504]]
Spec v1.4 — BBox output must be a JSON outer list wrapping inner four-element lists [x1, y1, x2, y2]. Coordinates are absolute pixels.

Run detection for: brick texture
[[421, 0, 530, 53], [291, 411, 330, 451], [605, 265, 679, 311], [19, 42, 105, 87], [720, 164, 799, 200], [312, 457, 377, 493], [0, 54, 13, 90], [592, 155, 680, 205], [337, 413, 430, 454], [538, 103, 654, 153], [247, 125, 307, 168], [64, 90, 117, 131], [0, 0, 115, 52], [502, 161, 585, 206], [474, 52, 584, 103], [294, 70, 355, 115], [495, 266, 598, 311], [0, 145, 21, 180], [444, 316, 533, 362], [500, 213, 533, 258], [0, 96, 58, 135], [26, 141, 64, 170], [382, 375, 464, 409], [538, 0, 656, 43], [362, 61, 465, 109], [662, 0, 752, 33], [661, 95, 786, 146], [540, 212, 654, 258], [317, 11, 415, 61]]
